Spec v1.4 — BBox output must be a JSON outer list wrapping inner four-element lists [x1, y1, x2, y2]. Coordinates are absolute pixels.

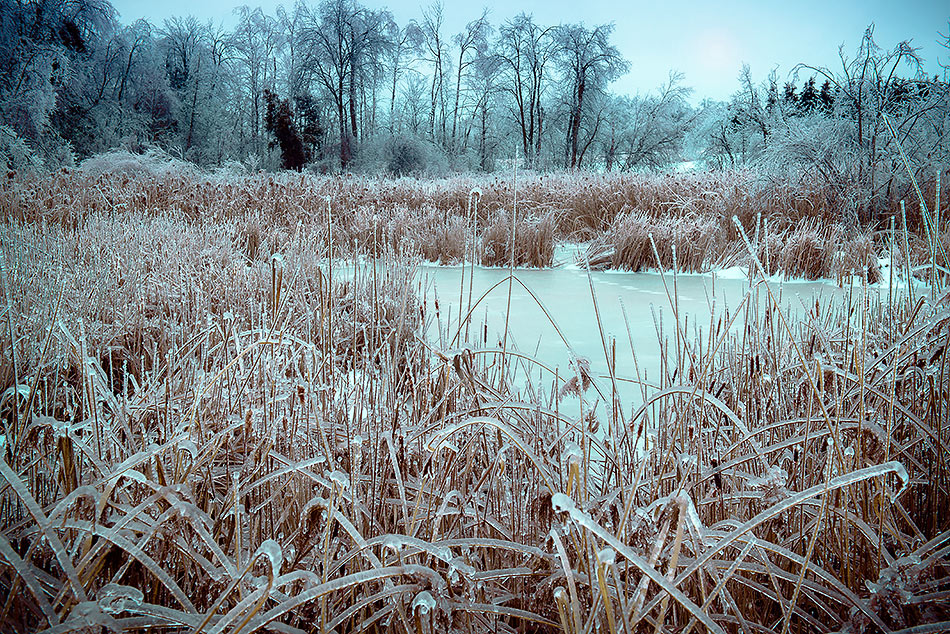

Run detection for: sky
[[110, 0, 949, 103]]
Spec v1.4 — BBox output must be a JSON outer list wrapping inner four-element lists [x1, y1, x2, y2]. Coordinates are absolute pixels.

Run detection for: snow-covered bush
[[0, 125, 42, 171], [78, 147, 198, 179]]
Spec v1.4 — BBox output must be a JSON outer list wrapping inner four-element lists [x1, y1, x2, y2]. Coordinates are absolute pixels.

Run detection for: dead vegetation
[[1, 166, 945, 277], [0, 168, 948, 633]]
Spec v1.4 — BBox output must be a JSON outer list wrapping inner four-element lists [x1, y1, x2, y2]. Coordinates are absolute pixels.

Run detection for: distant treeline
[[1, 1, 948, 215]]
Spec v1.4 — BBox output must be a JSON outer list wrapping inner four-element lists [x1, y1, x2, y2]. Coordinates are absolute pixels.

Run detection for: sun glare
[[696, 28, 740, 72]]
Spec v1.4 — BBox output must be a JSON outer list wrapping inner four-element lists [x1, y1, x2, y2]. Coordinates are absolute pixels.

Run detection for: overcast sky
[[111, 0, 949, 103]]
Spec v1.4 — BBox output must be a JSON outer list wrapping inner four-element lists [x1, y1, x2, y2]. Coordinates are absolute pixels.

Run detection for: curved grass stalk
[[674, 461, 908, 585], [245, 564, 444, 631], [0, 533, 58, 627], [551, 492, 727, 634], [48, 519, 194, 612], [427, 416, 557, 495], [0, 456, 89, 607]]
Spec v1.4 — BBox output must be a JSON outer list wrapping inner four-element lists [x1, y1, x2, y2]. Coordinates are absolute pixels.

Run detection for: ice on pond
[[419, 262, 868, 407]]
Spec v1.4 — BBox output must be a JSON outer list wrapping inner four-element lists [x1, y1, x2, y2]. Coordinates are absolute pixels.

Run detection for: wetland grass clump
[[0, 171, 948, 633], [779, 219, 836, 280], [480, 210, 556, 267], [585, 212, 725, 272]]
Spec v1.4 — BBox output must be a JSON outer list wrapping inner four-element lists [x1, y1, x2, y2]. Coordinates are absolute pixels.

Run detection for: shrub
[[0, 124, 42, 171], [386, 134, 448, 177]]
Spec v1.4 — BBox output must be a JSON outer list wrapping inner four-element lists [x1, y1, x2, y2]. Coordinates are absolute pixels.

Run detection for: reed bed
[[584, 213, 893, 283], [480, 211, 556, 268], [584, 212, 726, 272], [0, 167, 948, 633], [2, 159, 944, 276]]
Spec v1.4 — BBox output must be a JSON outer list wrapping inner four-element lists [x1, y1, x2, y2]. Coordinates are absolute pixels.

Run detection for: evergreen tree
[[264, 89, 307, 171], [294, 94, 327, 164], [819, 79, 834, 114], [799, 76, 818, 112], [783, 82, 797, 110]]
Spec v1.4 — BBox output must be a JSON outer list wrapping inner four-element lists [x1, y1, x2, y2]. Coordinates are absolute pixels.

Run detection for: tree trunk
[[349, 57, 358, 141], [479, 103, 488, 170], [338, 72, 349, 168], [535, 103, 543, 165], [186, 55, 201, 152], [570, 79, 585, 168], [452, 50, 463, 147]]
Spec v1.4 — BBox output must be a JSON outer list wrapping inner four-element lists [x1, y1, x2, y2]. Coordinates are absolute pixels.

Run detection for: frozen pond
[[419, 255, 867, 406]]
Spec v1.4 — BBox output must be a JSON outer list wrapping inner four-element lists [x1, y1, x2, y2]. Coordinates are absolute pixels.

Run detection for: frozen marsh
[[0, 169, 947, 633]]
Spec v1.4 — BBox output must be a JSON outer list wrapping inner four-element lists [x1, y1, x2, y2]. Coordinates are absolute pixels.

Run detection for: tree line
[[2, 0, 649, 172], [2, 0, 949, 211]]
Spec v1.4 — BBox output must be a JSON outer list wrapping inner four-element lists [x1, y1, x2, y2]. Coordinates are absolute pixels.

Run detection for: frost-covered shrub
[[385, 134, 448, 177], [388, 136, 424, 176], [0, 125, 42, 171], [79, 147, 197, 179]]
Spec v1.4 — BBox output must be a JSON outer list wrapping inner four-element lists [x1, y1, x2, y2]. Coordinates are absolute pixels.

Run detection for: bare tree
[[159, 16, 209, 153], [497, 14, 555, 167], [231, 7, 282, 156], [421, 2, 448, 145], [469, 51, 503, 169], [298, 0, 358, 168], [601, 73, 693, 170], [450, 10, 490, 149], [346, 7, 393, 141], [735, 64, 770, 146], [556, 22, 628, 168], [794, 25, 932, 217], [383, 20, 422, 133]]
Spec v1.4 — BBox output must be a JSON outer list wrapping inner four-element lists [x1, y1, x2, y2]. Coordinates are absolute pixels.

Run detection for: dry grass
[[831, 229, 882, 285], [480, 210, 556, 268], [2, 164, 944, 277], [0, 167, 948, 633], [778, 219, 836, 281], [585, 212, 726, 272]]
